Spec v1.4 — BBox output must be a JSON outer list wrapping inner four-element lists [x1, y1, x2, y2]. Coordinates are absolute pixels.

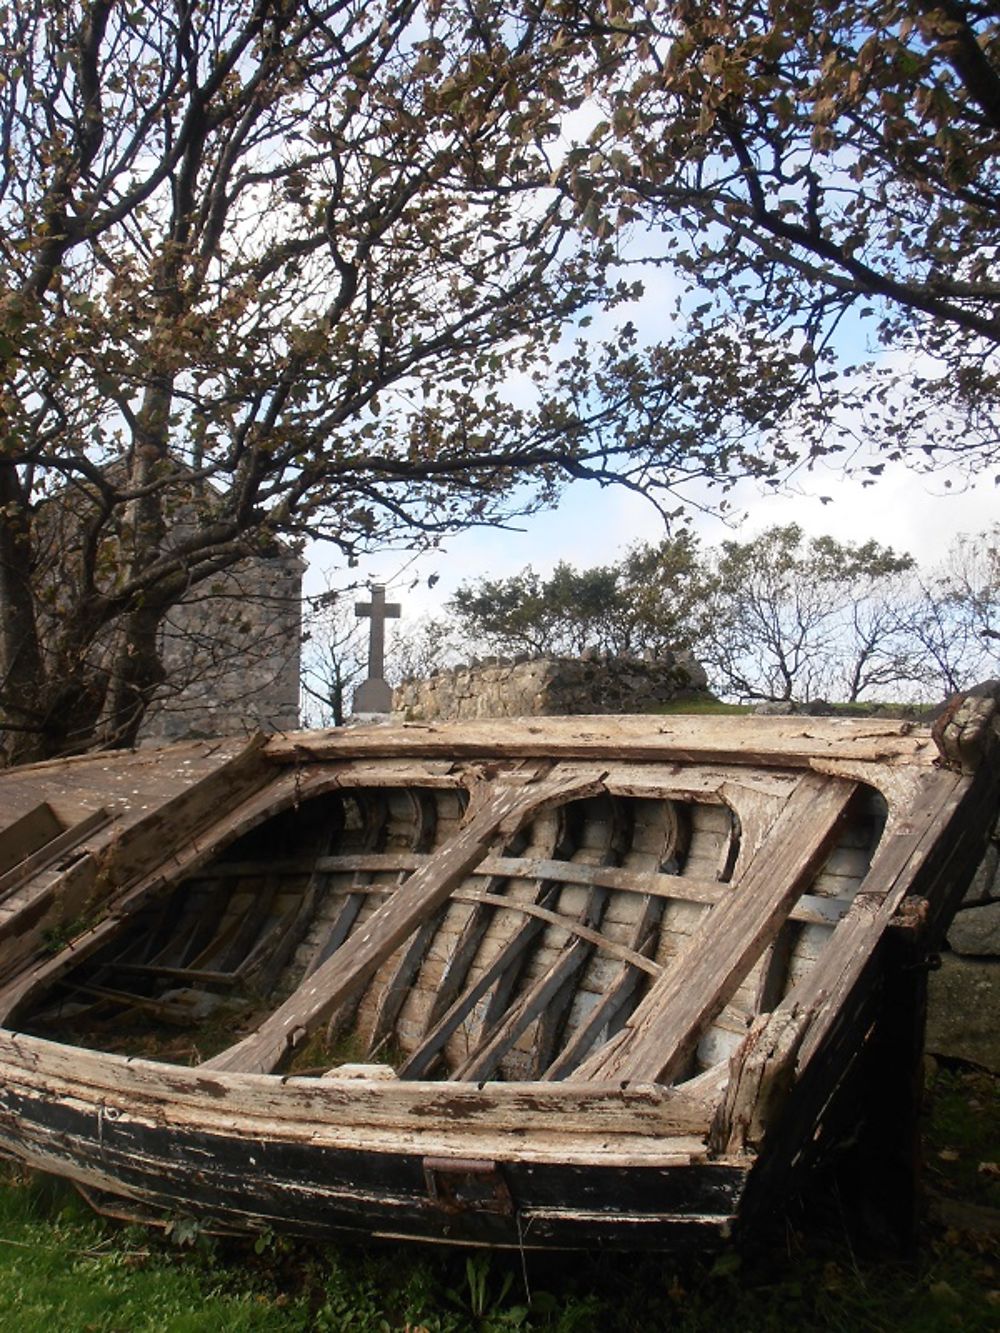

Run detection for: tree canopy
[[0, 0, 667, 762], [564, 0, 1000, 484], [445, 525, 999, 704], [701, 524, 918, 702], [449, 534, 709, 657], [4, 1, 997, 761]]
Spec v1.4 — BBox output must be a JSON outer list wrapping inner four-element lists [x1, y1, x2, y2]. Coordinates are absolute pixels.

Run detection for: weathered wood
[[0, 802, 64, 876], [710, 1005, 815, 1155], [202, 770, 609, 1074], [416, 807, 571, 1045], [229, 854, 850, 927], [451, 892, 661, 976], [329, 790, 438, 1045], [306, 790, 390, 979], [452, 941, 591, 1082], [0, 1028, 713, 1141], [543, 896, 664, 1081], [788, 766, 972, 1071], [582, 773, 858, 1085], [395, 884, 566, 1080], [0, 766, 302, 1025], [0, 807, 112, 904], [0, 705, 992, 1254], [267, 716, 937, 770], [455, 797, 628, 1081]]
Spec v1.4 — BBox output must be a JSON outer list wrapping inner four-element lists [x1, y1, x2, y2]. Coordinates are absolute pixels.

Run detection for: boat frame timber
[[0, 697, 994, 1251]]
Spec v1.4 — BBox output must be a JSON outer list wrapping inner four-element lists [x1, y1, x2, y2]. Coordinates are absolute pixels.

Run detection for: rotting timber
[[0, 700, 996, 1251]]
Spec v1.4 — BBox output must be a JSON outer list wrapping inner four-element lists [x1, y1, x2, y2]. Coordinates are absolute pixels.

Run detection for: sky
[[306, 451, 997, 629], [305, 237, 998, 631]]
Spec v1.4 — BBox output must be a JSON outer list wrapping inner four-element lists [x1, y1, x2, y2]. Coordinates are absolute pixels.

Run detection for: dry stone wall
[[392, 651, 711, 722], [926, 811, 1000, 1072]]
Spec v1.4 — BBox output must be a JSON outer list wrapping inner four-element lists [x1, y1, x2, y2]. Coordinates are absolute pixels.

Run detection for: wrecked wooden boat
[[0, 702, 996, 1250]]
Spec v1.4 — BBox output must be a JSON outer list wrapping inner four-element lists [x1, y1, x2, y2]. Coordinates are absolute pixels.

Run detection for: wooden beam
[[416, 805, 572, 1043], [266, 716, 937, 770], [211, 854, 851, 928], [451, 893, 661, 976], [0, 807, 112, 902], [580, 773, 858, 1085], [543, 897, 664, 1081], [395, 883, 563, 1080]]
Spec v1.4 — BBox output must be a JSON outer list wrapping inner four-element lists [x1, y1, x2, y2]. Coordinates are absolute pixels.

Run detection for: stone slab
[[926, 954, 1000, 1073]]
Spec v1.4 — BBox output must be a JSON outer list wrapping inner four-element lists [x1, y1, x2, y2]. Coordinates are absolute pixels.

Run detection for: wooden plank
[[450, 892, 661, 976], [329, 789, 437, 1046], [0, 1028, 714, 1140], [543, 897, 664, 1081], [266, 716, 938, 770], [305, 790, 390, 978], [451, 938, 596, 1081], [450, 797, 629, 1081], [202, 769, 609, 1074], [237, 853, 850, 927], [785, 766, 972, 1070], [0, 767, 301, 1026], [417, 805, 573, 1041], [395, 884, 564, 1079], [581, 773, 858, 1085], [95, 733, 274, 895], [0, 807, 112, 903], [0, 803, 64, 877]]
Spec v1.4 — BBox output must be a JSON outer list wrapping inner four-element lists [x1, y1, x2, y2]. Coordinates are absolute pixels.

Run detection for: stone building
[[12, 461, 303, 747], [138, 550, 304, 742]]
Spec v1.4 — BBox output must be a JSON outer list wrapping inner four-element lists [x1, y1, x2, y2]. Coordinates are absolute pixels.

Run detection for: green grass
[[0, 1064, 995, 1331], [650, 698, 939, 718], [651, 697, 752, 715]]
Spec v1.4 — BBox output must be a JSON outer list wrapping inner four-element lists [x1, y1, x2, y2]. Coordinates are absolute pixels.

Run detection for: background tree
[[698, 525, 919, 703], [300, 590, 369, 730], [563, 0, 1000, 485], [910, 525, 1000, 693], [0, 0, 686, 765], [448, 534, 710, 657]]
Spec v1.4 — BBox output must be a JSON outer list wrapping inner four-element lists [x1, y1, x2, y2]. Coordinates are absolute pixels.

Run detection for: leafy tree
[[910, 525, 1000, 693], [698, 524, 918, 702], [0, 0, 674, 764], [448, 533, 710, 657], [565, 0, 1000, 485]]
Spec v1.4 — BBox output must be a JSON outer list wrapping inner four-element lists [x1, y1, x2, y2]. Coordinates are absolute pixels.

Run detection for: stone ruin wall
[[139, 553, 303, 743], [926, 810, 1000, 1073], [392, 650, 711, 722]]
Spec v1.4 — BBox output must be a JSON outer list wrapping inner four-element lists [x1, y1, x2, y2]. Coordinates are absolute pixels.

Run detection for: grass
[[650, 698, 939, 719], [0, 1063, 995, 1331]]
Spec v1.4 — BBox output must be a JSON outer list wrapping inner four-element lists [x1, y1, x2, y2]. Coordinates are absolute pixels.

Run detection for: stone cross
[[353, 584, 401, 714]]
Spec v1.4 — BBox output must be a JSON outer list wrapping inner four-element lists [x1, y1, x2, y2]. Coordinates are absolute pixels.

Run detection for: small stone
[[964, 843, 1000, 906], [948, 901, 1000, 956], [926, 953, 1000, 1072]]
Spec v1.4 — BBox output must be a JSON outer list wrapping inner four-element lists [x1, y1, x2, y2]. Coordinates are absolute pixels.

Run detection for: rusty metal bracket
[[422, 1156, 514, 1215]]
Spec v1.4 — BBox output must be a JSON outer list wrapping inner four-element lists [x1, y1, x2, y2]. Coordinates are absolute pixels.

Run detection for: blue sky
[[306, 451, 997, 629]]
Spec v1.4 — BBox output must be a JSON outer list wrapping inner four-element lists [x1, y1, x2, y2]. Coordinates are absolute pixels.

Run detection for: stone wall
[[926, 811, 1000, 1072], [393, 651, 710, 722], [139, 553, 303, 742]]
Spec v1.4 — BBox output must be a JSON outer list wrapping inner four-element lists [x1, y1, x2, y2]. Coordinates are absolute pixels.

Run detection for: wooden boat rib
[[0, 702, 995, 1249]]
